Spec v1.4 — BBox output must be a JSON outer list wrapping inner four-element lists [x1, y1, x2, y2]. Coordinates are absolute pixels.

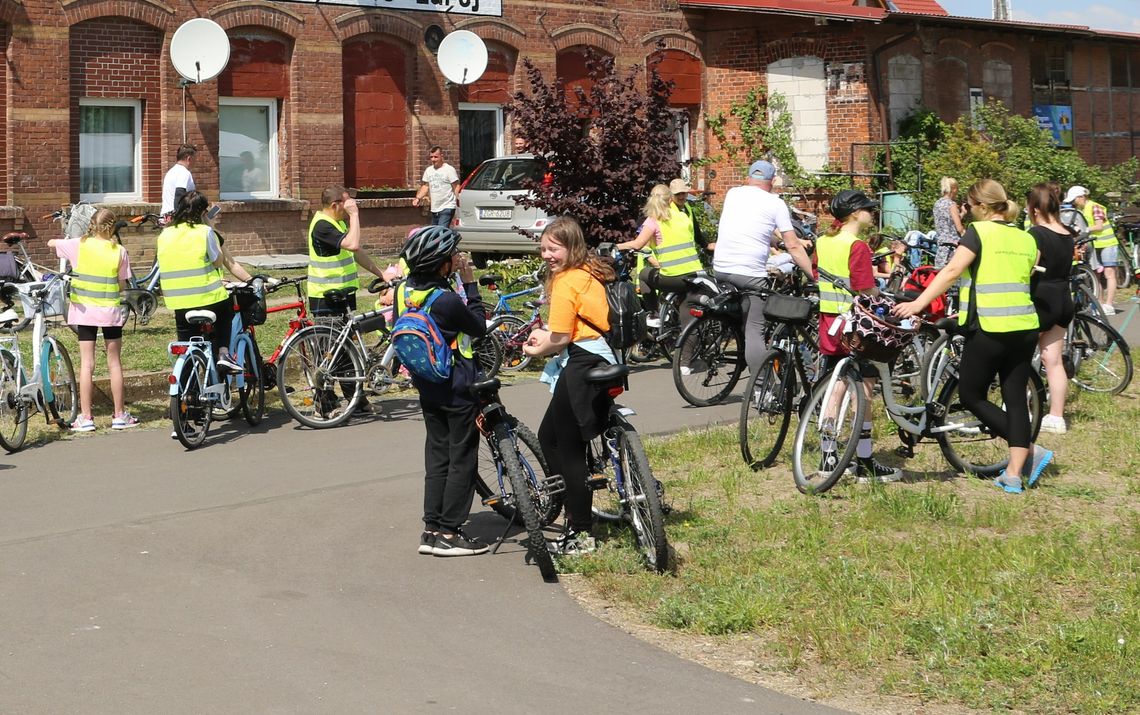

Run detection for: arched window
[[984, 59, 1013, 108], [934, 57, 969, 122], [888, 54, 923, 138], [556, 46, 612, 113], [766, 56, 829, 172], [342, 36, 409, 190]]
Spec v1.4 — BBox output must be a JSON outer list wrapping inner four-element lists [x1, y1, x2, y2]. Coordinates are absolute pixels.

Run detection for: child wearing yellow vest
[[48, 209, 136, 431]]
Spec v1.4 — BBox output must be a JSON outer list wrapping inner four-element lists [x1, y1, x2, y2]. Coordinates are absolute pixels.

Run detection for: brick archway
[[209, 1, 304, 38], [556, 45, 614, 110], [61, 0, 173, 31]]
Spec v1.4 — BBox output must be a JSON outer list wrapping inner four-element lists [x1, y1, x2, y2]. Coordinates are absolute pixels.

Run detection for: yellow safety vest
[[157, 223, 228, 310], [71, 238, 123, 307], [395, 284, 473, 359], [1081, 200, 1117, 249], [817, 232, 859, 315], [308, 212, 360, 299], [958, 221, 1039, 333], [653, 204, 703, 277]]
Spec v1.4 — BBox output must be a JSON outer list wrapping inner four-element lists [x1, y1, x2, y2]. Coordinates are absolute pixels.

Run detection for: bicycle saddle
[[933, 316, 965, 335], [2, 232, 27, 245], [522, 300, 542, 310], [0, 307, 18, 326], [471, 377, 501, 397], [584, 363, 629, 385], [185, 309, 216, 326], [478, 274, 502, 287]]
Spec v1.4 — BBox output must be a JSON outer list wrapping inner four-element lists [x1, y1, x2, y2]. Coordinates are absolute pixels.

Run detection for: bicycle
[[791, 314, 1045, 494], [113, 213, 163, 324], [0, 274, 79, 451], [1042, 302, 1132, 395], [0, 232, 51, 285], [167, 281, 266, 449], [470, 375, 563, 582], [480, 270, 544, 372], [629, 271, 720, 364]]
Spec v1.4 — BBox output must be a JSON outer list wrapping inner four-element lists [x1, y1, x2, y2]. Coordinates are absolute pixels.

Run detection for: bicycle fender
[[169, 354, 188, 396], [38, 340, 55, 403]]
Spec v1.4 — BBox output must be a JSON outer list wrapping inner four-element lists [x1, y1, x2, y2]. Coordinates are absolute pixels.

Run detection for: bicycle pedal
[[586, 475, 609, 491], [540, 474, 567, 495], [481, 495, 504, 507]]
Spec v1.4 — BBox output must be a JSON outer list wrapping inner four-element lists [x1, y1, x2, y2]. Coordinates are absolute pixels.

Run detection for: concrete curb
[[91, 371, 170, 407]]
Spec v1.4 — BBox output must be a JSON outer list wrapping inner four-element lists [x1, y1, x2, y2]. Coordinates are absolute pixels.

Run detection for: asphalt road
[[0, 364, 848, 714]]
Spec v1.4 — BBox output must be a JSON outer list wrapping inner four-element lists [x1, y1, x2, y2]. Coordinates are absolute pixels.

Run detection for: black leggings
[[956, 328, 1037, 450], [174, 297, 233, 359]]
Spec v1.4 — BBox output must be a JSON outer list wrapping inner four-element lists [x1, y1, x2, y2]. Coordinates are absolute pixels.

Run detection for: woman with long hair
[[1026, 183, 1075, 434], [48, 209, 135, 431], [895, 179, 1052, 493], [933, 177, 966, 269], [523, 217, 617, 555]]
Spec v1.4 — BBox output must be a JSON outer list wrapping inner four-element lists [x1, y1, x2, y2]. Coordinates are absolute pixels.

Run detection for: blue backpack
[[391, 288, 453, 383]]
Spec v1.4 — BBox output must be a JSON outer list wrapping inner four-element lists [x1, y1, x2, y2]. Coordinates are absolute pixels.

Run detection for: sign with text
[[1033, 105, 1074, 148], [283, 0, 501, 16]]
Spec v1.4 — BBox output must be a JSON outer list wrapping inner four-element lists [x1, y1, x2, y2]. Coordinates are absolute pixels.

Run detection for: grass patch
[[574, 383, 1140, 714]]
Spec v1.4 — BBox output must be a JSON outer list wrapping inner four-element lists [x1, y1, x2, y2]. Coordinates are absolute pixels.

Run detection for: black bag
[[235, 288, 267, 326], [763, 293, 814, 325], [581, 275, 647, 351]]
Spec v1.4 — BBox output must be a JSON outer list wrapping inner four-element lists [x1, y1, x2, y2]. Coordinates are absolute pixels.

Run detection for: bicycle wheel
[[0, 349, 28, 453], [489, 315, 533, 372], [934, 370, 1044, 477], [494, 423, 557, 581], [1117, 251, 1133, 290], [1075, 264, 1102, 304], [277, 325, 365, 429], [43, 337, 78, 426], [921, 331, 965, 399], [627, 335, 663, 364], [616, 417, 669, 573], [791, 361, 865, 495], [739, 348, 794, 470], [474, 335, 503, 379], [890, 337, 925, 409], [1070, 313, 1133, 394], [672, 315, 746, 407], [238, 339, 265, 426], [476, 416, 561, 525], [134, 290, 158, 325], [170, 352, 212, 450]]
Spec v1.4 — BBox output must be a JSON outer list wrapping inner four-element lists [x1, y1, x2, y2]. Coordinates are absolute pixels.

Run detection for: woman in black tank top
[[1027, 184, 1074, 435]]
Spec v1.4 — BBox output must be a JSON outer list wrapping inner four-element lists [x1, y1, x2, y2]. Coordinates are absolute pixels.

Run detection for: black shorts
[[75, 324, 123, 341]]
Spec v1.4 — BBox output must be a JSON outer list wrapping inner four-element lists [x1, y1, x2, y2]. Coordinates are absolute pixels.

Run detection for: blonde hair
[[940, 177, 958, 197], [642, 184, 672, 223], [85, 208, 119, 245], [968, 179, 1019, 222], [541, 217, 615, 293]]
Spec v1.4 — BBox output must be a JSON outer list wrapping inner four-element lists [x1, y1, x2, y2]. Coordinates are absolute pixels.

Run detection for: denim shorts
[[1096, 244, 1118, 268]]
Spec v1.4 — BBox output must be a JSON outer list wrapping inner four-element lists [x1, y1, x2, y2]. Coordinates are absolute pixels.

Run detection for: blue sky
[[941, 0, 1140, 33]]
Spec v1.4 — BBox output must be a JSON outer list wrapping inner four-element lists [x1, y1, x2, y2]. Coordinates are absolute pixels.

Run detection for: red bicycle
[[250, 277, 313, 389]]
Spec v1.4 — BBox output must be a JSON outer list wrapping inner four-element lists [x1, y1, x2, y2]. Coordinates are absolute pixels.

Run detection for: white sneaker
[[645, 316, 662, 329], [679, 365, 693, 376], [1101, 303, 1117, 315], [1040, 414, 1067, 434]]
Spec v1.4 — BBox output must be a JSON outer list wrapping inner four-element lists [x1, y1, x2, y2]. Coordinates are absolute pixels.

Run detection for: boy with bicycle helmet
[[816, 189, 901, 483], [399, 226, 490, 557]]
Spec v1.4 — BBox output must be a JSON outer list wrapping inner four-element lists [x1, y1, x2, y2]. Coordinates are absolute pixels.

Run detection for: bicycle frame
[[2, 273, 73, 423]]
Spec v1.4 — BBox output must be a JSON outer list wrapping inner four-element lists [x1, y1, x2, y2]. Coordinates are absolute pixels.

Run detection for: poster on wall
[[1032, 105, 1074, 148], [282, 0, 501, 16]]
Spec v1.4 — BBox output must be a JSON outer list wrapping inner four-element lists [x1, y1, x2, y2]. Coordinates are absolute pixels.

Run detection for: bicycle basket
[[0, 253, 19, 282], [763, 293, 814, 325], [16, 277, 68, 318], [235, 287, 267, 326], [839, 294, 917, 363]]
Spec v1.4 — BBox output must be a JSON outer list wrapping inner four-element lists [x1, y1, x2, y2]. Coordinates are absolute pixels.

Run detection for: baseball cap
[[1064, 185, 1089, 204], [668, 178, 692, 195], [748, 160, 777, 180]]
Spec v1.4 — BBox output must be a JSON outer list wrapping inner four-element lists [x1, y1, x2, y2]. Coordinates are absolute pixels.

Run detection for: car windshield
[[465, 158, 544, 192]]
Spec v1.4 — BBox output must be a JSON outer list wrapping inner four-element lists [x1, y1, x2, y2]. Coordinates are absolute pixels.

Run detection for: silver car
[[455, 154, 550, 260]]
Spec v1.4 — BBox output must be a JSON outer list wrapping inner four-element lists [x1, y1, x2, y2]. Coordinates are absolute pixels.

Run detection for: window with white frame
[[458, 103, 504, 181], [79, 98, 142, 202], [219, 98, 278, 200], [670, 110, 691, 182]]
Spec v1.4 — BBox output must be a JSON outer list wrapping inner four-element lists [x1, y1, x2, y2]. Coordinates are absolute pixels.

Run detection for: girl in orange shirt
[[524, 217, 616, 555]]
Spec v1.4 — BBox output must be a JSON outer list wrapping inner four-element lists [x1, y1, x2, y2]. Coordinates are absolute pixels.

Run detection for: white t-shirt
[[161, 163, 195, 215], [712, 185, 794, 278], [422, 163, 459, 212]]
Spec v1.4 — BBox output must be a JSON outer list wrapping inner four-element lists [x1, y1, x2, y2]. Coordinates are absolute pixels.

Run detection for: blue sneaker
[[994, 471, 1023, 494], [1027, 445, 1053, 488]]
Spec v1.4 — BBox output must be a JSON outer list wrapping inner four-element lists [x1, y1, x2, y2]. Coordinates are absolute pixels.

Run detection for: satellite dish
[[436, 30, 488, 86], [170, 19, 230, 84]]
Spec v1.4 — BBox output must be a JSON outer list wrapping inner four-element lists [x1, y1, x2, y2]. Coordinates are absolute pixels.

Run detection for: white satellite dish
[[170, 19, 230, 84], [436, 30, 488, 86]]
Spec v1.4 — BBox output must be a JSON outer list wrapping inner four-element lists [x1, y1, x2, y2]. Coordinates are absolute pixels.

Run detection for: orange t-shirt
[[547, 267, 609, 341]]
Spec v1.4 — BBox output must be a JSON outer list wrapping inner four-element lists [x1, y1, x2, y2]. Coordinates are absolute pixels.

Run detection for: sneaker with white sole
[[111, 412, 139, 430], [645, 315, 662, 329], [431, 530, 488, 557], [216, 356, 242, 374], [1101, 303, 1117, 316], [548, 530, 596, 556], [1027, 445, 1053, 488], [1039, 414, 1067, 434], [70, 416, 96, 433], [855, 458, 903, 483], [679, 365, 693, 376], [418, 531, 437, 555]]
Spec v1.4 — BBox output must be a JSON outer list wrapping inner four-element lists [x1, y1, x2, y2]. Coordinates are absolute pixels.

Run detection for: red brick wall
[[219, 32, 291, 98], [650, 49, 702, 107], [343, 36, 409, 189], [461, 49, 512, 105]]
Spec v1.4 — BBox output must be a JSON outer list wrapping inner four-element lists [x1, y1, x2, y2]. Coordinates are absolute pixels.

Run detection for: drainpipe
[[869, 23, 919, 144]]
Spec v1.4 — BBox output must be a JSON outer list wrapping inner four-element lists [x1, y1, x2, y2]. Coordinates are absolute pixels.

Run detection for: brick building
[[1, 0, 1137, 263]]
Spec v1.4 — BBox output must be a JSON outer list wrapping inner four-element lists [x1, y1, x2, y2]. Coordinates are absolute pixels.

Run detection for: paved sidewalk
[[0, 364, 847, 714]]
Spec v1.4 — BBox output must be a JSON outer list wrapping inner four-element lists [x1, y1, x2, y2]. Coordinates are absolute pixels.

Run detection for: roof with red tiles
[[678, 0, 887, 21]]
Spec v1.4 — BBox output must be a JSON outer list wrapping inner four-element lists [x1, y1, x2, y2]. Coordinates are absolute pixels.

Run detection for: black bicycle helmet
[[829, 189, 880, 220], [401, 225, 462, 274]]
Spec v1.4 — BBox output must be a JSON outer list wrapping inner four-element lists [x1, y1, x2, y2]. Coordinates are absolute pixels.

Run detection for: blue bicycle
[[480, 269, 544, 372], [168, 281, 265, 449]]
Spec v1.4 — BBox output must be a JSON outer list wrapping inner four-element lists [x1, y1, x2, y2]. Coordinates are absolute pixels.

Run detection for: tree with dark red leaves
[[507, 49, 679, 247]]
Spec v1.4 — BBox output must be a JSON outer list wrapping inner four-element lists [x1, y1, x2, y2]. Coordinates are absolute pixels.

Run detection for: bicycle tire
[[475, 416, 562, 525], [739, 348, 794, 470], [133, 290, 158, 325], [494, 423, 557, 582], [0, 349, 28, 453], [616, 417, 669, 572], [488, 315, 534, 372], [627, 335, 663, 364], [672, 315, 746, 407], [239, 339, 265, 426], [1117, 251, 1133, 290], [474, 335, 503, 379], [791, 361, 865, 495], [1070, 313, 1133, 395], [1075, 264, 1103, 304], [171, 352, 211, 450], [934, 369, 1044, 477], [276, 324, 365, 429], [43, 337, 78, 426], [921, 331, 965, 400]]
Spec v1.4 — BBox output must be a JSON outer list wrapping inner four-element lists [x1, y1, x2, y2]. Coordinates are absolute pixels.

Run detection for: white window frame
[[79, 98, 143, 203], [670, 109, 692, 182], [460, 102, 505, 157], [219, 97, 279, 200]]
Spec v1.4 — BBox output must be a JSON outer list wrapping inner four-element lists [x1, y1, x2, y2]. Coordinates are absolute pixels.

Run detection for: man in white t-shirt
[[713, 160, 814, 372], [412, 146, 460, 227], [161, 144, 197, 218]]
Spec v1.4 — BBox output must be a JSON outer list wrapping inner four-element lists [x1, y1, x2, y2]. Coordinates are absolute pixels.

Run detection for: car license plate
[[479, 208, 513, 220]]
